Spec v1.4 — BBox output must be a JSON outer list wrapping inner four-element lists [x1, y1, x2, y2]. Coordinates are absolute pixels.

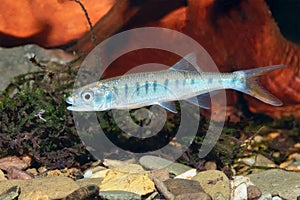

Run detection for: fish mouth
[[66, 96, 74, 104]]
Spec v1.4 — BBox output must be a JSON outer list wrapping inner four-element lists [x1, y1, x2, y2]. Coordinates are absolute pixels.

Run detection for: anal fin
[[184, 93, 211, 109]]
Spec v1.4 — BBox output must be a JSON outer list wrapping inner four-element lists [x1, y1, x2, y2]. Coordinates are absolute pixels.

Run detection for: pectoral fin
[[158, 102, 177, 113]]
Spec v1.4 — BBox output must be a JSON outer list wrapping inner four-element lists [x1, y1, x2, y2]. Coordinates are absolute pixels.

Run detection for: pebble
[[248, 169, 300, 200], [0, 176, 80, 200], [23, 190, 50, 200], [258, 193, 272, 200], [139, 155, 192, 175], [247, 185, 262, 200], [0, 186, 20, 200], [99, 190, 141, 200], [272, 196, 282, 200], [204, 161, 217, 170], [174, 168, 197, 180], [0, 169, 7, 180], [103, 158, 136, 169], [163, 178, 205, 196], [149, 169, 170, 181], [76, 178, 103, 188], [6, 167, 33, 180], [192, 170, 230, 200], [100, 164, 155, 196], [63, 185, 99, 200], [0, 156, 29, 171]]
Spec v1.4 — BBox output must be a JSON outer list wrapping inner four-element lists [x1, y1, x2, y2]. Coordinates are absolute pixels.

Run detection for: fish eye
[[81, 91, 94, 102]]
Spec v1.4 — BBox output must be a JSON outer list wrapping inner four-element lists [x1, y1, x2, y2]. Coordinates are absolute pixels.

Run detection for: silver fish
[[66, 53, 285, 112]]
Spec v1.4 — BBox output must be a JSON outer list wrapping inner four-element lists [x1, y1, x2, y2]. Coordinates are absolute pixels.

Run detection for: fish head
[[66, 82, 113, 111]]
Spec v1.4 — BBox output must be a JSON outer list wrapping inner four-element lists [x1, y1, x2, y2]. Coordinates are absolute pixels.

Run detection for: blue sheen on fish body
[[66, 53, 285, 112]]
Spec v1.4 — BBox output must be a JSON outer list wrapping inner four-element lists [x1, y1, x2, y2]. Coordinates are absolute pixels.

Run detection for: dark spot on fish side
[[113, 86, 118, 95], [153, 80, 157, 92], [164, 79, 169, 89], [183, 79, 186, 86], [125, 84, 128, 97], [208, 78, 213, 84], [136, 82, 140, 95], [145, 81, 149, 94], [191, 79, 195, 85], [176, 79, 179, 87]]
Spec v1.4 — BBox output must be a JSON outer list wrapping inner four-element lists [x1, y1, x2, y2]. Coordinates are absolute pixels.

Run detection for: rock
[[99, 190, 141, 200], [258, 193, 272, 200], [248, 169, 300, 200], [0, 176, 80, 200], [0, 185, 20, 200], [231, 178, 248, 200], [163, 178, 204, 196], [0, 45, 75, 91], [230, 176, 260, 200], [0, 156, 29, 170], [6, 167, 33, 180], [175, 192, 211, 200], [26, 168, 38, 176], [249, 154, 277, 174], [139, 155, 192, 175], [149, 169, 169, 181], [204, 161, 217, 170], [23, 190, 50, 200], [192, 170, 230, 200], [103, 158, 136, 168], [174, 168, 197, 180], [247, 185, 262, 200], [63, 185, 99, 200], [100, 164, 155, 196], [0, 169, 7, 180], [76, 178, 103, 188], [84, 165, 107, 178], [272, 196, 282, 200]]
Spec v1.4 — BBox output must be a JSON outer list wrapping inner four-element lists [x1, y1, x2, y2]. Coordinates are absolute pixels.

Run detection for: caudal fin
[[233, 65, 286, 106]]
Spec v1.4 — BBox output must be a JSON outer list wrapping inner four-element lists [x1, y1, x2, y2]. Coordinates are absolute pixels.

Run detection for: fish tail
[[233, 65, 286, 106]]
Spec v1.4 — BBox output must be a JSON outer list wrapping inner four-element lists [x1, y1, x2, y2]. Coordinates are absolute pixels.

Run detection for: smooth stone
[[163, 178, 204, 196], [174, 168, 197, 180], [192, 170, 230, 200], [258, 193, 272, 200], [100, 190, 141, 200], [247, 185, 262, 200], [103, 158, 136, 169], [100, 165, 155, 196], [204, 161, 217, 170], [90, 169, 110, 178], [0, 186, 20, 200], [139, 156, 192, 175], [23, 190, 50, 200], [149, 169, 169, 181], [253, 154, 276, 172], [0, 176, 80, 199], [230, 175, 260, 200], [62, 185, 99, 200], [230, 182, 248, 200], [272, 196, 282, 200], [76, 178, 103, 188], [6, 167, 33, 179], [175, 192, 211, 200], [248, 169, 300, 200], [0, 156, 29, 170]]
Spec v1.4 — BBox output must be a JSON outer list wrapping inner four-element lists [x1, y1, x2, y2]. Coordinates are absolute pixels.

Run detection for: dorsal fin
[[169, 53, 202, 73]]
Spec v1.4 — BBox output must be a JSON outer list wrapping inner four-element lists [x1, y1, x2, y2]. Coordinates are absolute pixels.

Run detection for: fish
[[66, 53, 285, 112]]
